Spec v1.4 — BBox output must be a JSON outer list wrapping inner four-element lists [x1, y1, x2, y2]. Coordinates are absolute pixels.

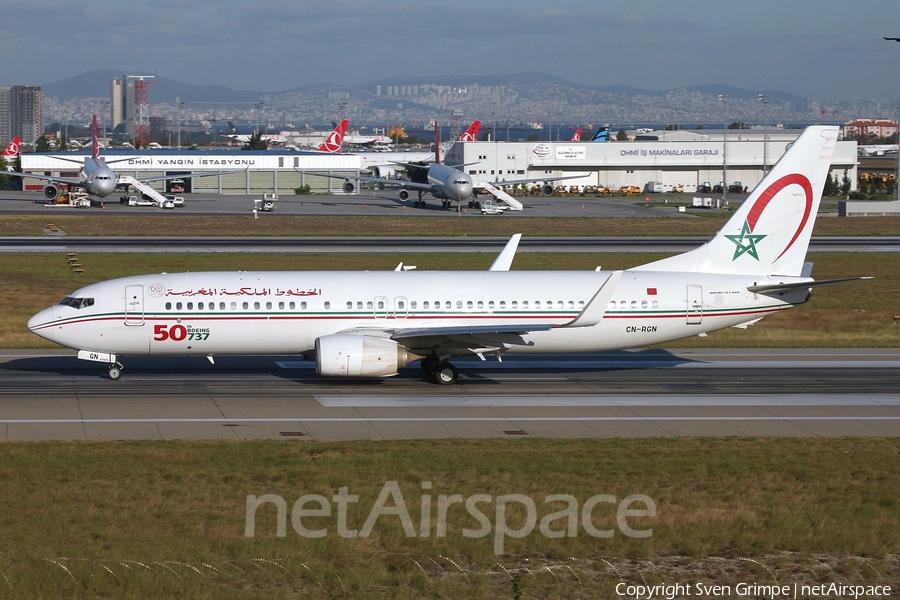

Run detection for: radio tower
[[129, 75, 155, 148]]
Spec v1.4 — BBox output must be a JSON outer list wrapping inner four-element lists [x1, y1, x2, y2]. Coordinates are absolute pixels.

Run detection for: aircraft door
[[125, 285, 145, 326], [686, 284, 703, 325]]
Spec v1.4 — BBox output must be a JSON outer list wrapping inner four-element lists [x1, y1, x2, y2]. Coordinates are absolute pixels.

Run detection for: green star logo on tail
[[725, 220, 767, 261]]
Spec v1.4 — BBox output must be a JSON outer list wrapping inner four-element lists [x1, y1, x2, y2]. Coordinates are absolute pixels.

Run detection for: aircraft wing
[[0, 171, 85, 186], [485, 173, 583, 187], [306, 171, 435, 193], [390, 324, 558, 355]]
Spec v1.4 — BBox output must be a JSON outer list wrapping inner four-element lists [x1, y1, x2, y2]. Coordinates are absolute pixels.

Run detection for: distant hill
[[38, 69, 808, 114], [41, 69, 267, 104]]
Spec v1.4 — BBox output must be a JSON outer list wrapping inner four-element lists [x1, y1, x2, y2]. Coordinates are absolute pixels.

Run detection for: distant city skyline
[[2, 1, 900, 100]]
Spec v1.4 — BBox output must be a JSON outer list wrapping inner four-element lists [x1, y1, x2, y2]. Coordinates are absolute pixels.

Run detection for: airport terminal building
[[17, 130, 858, 196]]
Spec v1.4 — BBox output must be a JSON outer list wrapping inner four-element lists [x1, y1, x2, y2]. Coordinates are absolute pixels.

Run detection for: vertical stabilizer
[[434, 122, 441, 164], [571, 128, 582, 142], [2, 136, 20, 160], [91, 114, 101, 159], [318, 119, 348, 153], [460, 120, 481, 142], [634, 126, 839, 276]]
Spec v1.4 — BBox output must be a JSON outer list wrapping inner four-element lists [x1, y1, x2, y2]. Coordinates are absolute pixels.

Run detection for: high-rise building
[[0, 85, 42, 146]]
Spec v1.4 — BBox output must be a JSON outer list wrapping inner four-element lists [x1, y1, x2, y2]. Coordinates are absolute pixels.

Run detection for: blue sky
[[2, 0, 899, 99]]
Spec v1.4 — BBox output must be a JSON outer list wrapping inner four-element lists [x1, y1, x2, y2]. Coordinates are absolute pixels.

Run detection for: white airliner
[[323, 123, 576, 208], [28, 126, 866, 383], [0, 116, 232, 202]]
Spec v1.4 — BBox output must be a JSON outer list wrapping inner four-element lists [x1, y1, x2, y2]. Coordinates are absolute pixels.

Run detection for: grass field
[[3, 251, 898, 349], [0, 438, 897, 598], [4, 213, 900, 237]]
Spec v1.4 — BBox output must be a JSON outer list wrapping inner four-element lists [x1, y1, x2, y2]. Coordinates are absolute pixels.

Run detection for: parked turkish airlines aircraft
[[0, 116, 234, 202], [29, 127, 866, 383], [570, 128, 582, 142]]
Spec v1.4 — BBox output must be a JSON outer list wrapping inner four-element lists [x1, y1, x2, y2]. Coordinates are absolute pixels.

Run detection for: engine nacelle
[[342, 180, 355, 194], [42, 184, 60, 200], [540, 183, 554, 197], [315, 334, 410, 377], [398, 189, 410, 201], [370, 165, 397, 179]]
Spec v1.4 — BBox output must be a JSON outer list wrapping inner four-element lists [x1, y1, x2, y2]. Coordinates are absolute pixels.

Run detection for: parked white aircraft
[[0, 116, 231, 202], [323, 123, 576, 208], [28, 126, 865, 383], [1, 136, 20, 162], [857, 144, 897, 157]]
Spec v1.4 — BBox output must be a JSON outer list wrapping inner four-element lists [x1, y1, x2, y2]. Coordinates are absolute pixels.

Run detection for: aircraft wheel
[[107, 363, 123, 380], [432, 361, 458, 385]]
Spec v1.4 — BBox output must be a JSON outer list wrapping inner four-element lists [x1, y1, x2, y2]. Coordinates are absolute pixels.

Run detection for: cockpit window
[[59, 296, 94, 309]]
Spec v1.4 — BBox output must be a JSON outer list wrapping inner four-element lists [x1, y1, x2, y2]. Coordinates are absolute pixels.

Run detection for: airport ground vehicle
[[480, 200, 509, 215]]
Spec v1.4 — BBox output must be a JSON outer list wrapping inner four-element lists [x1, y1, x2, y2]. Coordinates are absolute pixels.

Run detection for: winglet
[[562, 270, 622, 328], [489, 234, 522, 271]]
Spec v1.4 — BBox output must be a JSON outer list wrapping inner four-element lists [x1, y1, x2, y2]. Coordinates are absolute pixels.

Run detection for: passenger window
[[568, 301, 574, 308], [423, 301, 430, 309], [324, 302, 331, 309], [398, 300, 405, 309], [165, 302, 172, 310], [445, 301, 451, 309], [535, 300, 541, 308], [652, 300, 659, 309], [489, 300, 495, 309], [456, 301, 463, 309], [511, 301, 518, 309], [242, 302, 249, 310], [631, 301, 638, 309], [410, 301, 417, 309], [288, 302, 295, 310], [641, 300, 648, 308], [499, 301, 506, 309], [187, 302, 193, 310], [266, 302, 272, 310], [477, 300, 484, 309], [466, 301, 473, 309], [367, 301, 373, 309], [198, 302, 204, 310], [377, 300, 384, 309], [522, 301, 529, 309], [357, 301, 363, 309], [557, 301, 564, 308], [254, 302, 260, 310], [346, 301, 353, 309], [300, 302, 307, 310], [278, 301, 285, 310], [176, 302, 183, 310], [230, 302, 237, 310]]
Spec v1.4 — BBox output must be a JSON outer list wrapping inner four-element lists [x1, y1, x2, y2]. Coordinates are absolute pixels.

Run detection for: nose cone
[[95, 178, 116, 198], [27, 307, 55, 342]]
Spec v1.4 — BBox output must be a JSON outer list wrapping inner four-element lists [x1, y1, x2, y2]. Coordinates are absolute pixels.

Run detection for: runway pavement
[[1, 348, 898, 440]]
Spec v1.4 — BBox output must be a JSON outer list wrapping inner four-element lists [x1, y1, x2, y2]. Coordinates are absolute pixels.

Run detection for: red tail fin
[[91, 115, 100, 158], [2, 136, 21, 160], [318, 119, 348, 153], [570, 128, 582, 142], [460, 120, 481, 142]]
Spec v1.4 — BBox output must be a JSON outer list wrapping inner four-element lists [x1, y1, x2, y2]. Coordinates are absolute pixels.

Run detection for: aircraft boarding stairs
[[478, 181, 524, 211], [117, 176, 168, 206]]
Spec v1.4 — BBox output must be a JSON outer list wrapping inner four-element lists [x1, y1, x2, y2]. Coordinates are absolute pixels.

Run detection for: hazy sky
[[2, 0, 899, 99]]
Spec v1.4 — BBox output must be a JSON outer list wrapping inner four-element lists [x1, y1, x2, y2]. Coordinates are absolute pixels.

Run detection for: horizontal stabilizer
[[747, 276, 872, 294]]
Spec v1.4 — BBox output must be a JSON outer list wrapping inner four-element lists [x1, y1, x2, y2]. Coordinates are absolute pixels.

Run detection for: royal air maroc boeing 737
[[28, 126, 867, 383]]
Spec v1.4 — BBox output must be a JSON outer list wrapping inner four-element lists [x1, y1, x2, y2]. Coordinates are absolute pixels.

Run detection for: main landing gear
[[420, 356, 458, 385]]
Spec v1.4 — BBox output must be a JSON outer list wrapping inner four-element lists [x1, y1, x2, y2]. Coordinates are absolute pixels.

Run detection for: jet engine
[[370, 165, 397, 179], [42, 184, 60, 200], [540, 183, 554, 197], [398, 189, 410, 201], [315, 334, 411, 377], [342, 181, 355, 194]]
